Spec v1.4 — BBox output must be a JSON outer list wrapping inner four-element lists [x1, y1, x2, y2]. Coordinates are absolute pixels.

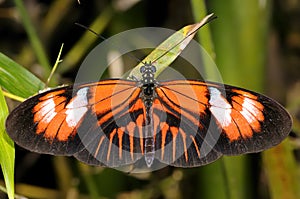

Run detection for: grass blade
[[190, 0, 217, 80], [0, 53, 45, 98], [262, 140, 300, 199], [0, 88, 15, 199], [13, 0, 51, 77]]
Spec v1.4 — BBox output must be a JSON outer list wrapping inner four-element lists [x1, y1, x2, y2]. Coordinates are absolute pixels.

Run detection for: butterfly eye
[[150, 65, 156, 73], [140, 66, 146, 73]]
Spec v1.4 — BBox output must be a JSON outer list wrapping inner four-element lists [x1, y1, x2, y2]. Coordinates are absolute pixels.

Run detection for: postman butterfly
[[5, 14, 292, 169], [5, 61, 292, 169]]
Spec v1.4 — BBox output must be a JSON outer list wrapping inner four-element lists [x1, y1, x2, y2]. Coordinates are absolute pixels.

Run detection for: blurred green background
[[0, 0, 299, 198]]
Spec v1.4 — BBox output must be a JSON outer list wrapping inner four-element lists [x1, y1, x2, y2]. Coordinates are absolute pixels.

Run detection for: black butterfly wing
[[6, 85, 83, 155], [6, 80, 147, 167], [153, 80, 292, 167], [6, 78, 292, 168], [73, 81, 146, 167]]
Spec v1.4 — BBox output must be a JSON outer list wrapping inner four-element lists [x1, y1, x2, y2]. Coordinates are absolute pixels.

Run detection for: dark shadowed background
[[0, 0, 299, 198]]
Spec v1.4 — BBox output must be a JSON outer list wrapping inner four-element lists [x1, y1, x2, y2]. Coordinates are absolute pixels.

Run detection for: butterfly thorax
[[140, 62, 157, 107]]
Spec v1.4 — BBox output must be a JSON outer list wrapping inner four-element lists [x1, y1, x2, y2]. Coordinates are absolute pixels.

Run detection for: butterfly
[[5, 61, 292, 169]]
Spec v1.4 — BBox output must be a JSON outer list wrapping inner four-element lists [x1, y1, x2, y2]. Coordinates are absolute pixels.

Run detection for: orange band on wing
[[170, 126, 178, 162]]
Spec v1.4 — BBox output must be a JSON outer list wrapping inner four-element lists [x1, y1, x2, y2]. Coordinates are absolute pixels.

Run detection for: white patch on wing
[[66, 87, 89, 108], [40, 99, 57, 123], [208, 87, 232, 127], [66, 107, 88, 127], [66, 87, 89, 127], [240, 98, 257, 124]]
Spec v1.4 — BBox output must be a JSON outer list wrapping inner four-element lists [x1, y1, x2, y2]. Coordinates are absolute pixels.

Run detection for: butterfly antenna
[[75, 23, 107, 42], [151, 13, 217, 64], [75, 23, 142, 63]]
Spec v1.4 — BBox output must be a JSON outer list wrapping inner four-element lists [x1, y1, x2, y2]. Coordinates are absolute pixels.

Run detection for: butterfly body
[[5, 62, 292, 169], [139, 63, 157, 167]]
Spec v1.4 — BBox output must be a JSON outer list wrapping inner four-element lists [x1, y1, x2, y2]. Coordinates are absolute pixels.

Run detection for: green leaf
[[129, 13, 216, 79], [0, 53, 45, 98], [0, 88, 15, 199]]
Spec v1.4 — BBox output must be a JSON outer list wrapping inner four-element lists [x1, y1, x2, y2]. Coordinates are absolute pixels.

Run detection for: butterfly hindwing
[[149, 81, 219, 167], [74, 81, 146, 167]]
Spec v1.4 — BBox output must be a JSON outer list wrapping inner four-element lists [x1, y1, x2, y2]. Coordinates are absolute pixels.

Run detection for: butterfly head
[[140, 62, 156, 85]]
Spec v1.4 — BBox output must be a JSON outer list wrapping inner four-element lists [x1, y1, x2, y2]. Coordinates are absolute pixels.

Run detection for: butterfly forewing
[[215, 85, 292, 155], [6, 85, 84, 155]]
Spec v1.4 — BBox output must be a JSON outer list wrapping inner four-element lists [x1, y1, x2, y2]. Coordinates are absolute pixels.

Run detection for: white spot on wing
[[208, 87, 232, 127], [66, 107, 88, 127], [65, 87, 89, 127], [66, 87, 89, 108], [40, 99, 57, 123], [240, 98, 257, 124]]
